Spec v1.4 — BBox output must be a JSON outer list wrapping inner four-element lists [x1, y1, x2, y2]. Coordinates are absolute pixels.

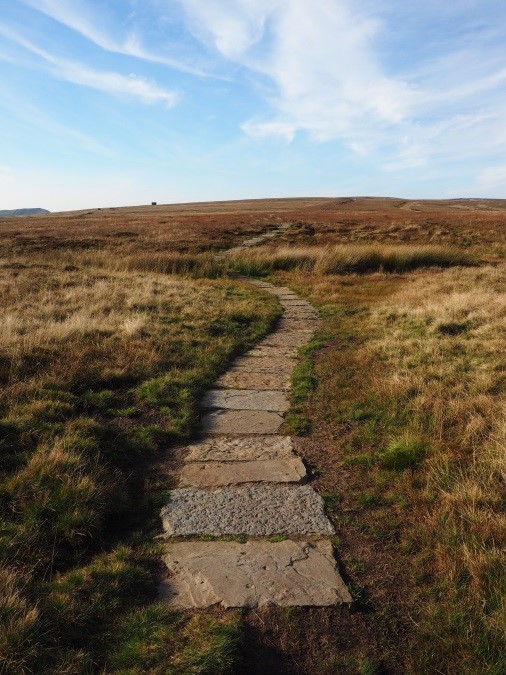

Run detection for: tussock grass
[[0, 258, 279, 672], [281, 263, 505, 672], [370, 266, 506, 670], [226, 244, 477, 276]]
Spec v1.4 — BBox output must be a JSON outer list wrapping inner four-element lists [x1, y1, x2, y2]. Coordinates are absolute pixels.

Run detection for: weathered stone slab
[[159, 540, 352, 608], [215, 372, 291, 391], [202, 409, 284, 435], [270, 287, 295, 295], [160, 486, 334, 537], [273, 321, 316, 330], [203, 389, 289, 412], [230, 356, 296, 374], [277, 319, 318, 329], [283, 310, 319, 319], [248, 346, 299, 358], [261, 333, 315, 348], [281, 300, 313, 307], [179, 458, 306, 487], [185, 436, 295, 462]]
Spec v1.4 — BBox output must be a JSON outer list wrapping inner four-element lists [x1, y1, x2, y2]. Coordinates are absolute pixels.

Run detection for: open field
[[0, 197, 504, 673], [1, 197, 505, 257]]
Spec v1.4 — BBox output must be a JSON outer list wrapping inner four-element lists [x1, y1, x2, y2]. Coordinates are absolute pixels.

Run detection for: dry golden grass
[[0, 253, 279, 673], [1, 196, 504, 672], [226, 243, 477, 276], [369, 266, 506, 668], [265, 263, 505, 672]]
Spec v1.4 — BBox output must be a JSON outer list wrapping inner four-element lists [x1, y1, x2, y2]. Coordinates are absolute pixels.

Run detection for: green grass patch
[[108, 606, 242, 674], [379, 438, 429, 472]]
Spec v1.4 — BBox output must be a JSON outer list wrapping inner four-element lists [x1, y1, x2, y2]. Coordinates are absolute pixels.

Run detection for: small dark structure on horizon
[[151, 202, 157, 206]]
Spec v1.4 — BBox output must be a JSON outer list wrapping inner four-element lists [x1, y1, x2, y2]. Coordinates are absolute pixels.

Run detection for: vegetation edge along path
[[157, 227, 353, 608]]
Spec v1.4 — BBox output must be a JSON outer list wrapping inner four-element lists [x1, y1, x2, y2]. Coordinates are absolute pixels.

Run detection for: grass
[[226, 244, 478, 277], [272, 262, 505, 672], [1, 198, 504, 673], [107, 606, 241, 674], [0, 256, 280, 672]]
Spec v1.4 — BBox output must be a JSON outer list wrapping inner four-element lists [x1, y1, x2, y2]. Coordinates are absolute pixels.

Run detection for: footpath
[[158, 226, 352, 608]]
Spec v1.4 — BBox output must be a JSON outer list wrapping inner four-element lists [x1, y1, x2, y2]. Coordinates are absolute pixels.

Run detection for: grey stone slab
[[179, 458, 306, 487], [159, 540, 352, 608], [203, 389, 289, 412], [230, 356, 296, 374], [161, 485, 334, 537], [202, 409, 284, 435], [185, 436, 295, 462], [215, 371, 291, 391]]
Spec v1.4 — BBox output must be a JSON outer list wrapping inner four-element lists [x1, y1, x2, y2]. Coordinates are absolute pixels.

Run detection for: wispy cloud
[[0, 25, 179, 107], [178, 0, 418, 140], [177, 0, 506, 169], [20, 0, 206, 76]]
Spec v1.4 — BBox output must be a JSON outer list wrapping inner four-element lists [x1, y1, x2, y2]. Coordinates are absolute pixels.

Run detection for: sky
[[0, 0, 505, 211]]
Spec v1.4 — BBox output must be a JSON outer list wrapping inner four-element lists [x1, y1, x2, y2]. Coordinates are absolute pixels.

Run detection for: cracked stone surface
[[202, 409, 284, 435], [160, 486, 334, 537], [159, 540, 352, 608], [203, 389, 289, 412], [185, 436, 295, 462], [179, 458, 306, 487], [215, 371, 291, 391]]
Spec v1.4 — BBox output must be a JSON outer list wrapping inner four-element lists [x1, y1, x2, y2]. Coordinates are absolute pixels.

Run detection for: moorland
[[0, 197, 504, 674]]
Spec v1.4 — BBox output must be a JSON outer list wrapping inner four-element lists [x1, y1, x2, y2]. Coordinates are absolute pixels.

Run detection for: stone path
[[158, 226, 352, 608]]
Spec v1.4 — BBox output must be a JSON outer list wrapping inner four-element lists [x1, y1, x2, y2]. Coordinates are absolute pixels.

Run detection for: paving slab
[[230, 356, 296, 374], [159, 540, 352, 608], [248, 346, 299, 358], [185, 436, 295, 462], [270, 287, 295, 295], [283, 311, 320, 320], [160, 485, 334, 537], [215, 371, 291, 391], [202, 409, 284, 435], [281, 300, 313, 307], [277, 319, 319, 329], [203, 389, 289, 412], [179, 458, 306, 487], [273, 321, 316, 330], [261, 333, 315, 348]]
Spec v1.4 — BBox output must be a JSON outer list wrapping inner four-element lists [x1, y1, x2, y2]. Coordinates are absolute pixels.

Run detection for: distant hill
[[0, 208, 50, 218]]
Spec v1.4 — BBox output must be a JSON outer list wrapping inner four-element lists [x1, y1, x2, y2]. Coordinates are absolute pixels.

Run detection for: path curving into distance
[[158, 226, 352, 608]]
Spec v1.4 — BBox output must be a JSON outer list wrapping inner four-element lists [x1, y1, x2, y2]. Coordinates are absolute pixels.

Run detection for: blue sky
[[1, 0, 505, 211]]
